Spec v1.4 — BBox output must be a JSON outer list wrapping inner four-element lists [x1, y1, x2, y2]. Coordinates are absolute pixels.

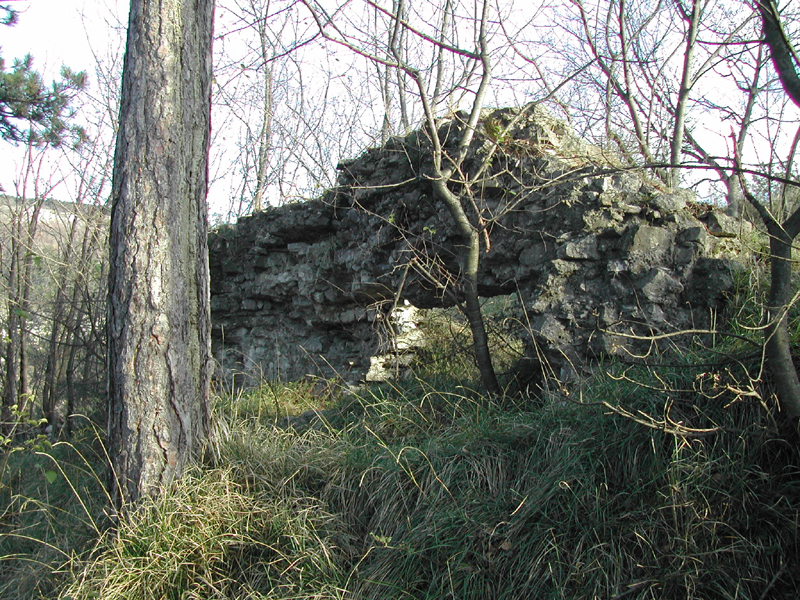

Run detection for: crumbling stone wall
[[209, 106, 745, 387]]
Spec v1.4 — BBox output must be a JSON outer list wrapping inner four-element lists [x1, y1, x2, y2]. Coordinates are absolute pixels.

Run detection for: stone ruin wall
[[209, 106, 747, 389]]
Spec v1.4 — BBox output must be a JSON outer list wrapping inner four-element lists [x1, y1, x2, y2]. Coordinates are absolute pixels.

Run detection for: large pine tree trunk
[[108, 0, 214, 508]]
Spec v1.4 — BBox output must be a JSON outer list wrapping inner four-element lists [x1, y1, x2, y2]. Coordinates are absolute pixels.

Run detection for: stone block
[[562, 235, 600, 260], [636, 268, 684, 304]]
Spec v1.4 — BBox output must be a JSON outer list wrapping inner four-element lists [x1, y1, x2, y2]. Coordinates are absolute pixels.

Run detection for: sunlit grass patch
[[62, 466, 350, 600]]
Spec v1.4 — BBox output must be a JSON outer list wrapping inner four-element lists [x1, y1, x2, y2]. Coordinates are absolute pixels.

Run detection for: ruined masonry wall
[[209, 107, 745, 387]]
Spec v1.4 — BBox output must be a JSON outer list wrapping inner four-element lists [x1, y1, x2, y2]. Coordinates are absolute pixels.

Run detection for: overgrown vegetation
[[1, 278, 799, 599]]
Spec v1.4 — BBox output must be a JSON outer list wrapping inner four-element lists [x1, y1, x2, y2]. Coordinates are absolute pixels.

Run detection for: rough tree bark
[[108, 0, 214, 507], [740, 0, 800, 426]]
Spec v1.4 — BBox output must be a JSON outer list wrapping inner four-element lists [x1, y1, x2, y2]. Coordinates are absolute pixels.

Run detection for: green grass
[[0, 418, 111, 599], [61, 467, 348, 600], [326, 394, 798, 600], [2, 292, 800, 599], [215, 378, 337, 426]]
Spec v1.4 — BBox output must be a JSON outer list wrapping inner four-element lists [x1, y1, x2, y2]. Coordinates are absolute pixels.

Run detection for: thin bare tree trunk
[[759, 0, 800, 109], [432, 0, 453, 109], [65, 316, 81, 436], [669, 0, 702, 188], [42, 216, 81, 428], [743, 0, 800, 428], [422, 0, 500, 395], [3, 228, 21, 433], [3, 198, 43, 434], [392, 0, 410, 134], [252, 0, 274, 212], [433, 183, 500, 395], [749, 197, 800, 422]]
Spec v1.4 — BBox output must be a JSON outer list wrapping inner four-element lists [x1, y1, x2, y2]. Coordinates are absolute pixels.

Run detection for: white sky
[[2, 0, 798, 213], [1, 0, 126, 77], [0, 0, 128, 202], [0, 0, 289, 217]]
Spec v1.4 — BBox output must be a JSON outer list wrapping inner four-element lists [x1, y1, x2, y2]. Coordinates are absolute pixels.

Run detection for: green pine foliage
[[0, 4, 17, 26], [0, 6, 87, 147]]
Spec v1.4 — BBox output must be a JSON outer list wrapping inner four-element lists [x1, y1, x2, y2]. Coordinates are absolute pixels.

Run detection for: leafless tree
[[544, 0, 779, 206], [302, 0, 513, 393], [0, 147, 54, 435], [543, 0, 800, 426], [212, 0, 391, 218], [733, 0, 800, 426], [0, 18, 121, 442]]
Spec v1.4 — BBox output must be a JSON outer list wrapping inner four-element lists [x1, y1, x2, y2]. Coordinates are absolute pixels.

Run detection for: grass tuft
[[63, 465, 349, 600]]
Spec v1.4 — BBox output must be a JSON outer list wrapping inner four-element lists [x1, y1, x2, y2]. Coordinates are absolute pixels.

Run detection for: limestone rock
[[209, 107, 747, 387]]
